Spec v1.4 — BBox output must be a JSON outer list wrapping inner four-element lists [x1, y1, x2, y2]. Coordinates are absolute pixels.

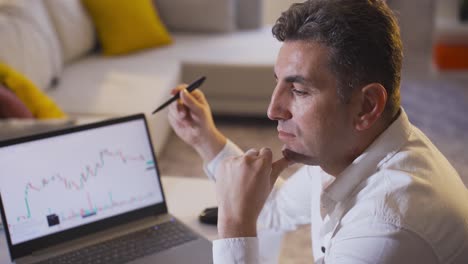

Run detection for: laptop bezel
[[0, 113, 168, 260]]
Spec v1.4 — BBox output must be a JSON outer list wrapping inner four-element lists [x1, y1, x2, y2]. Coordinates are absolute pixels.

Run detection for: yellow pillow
[[0, 63, 66, 119], [81, 0, 172, 56]]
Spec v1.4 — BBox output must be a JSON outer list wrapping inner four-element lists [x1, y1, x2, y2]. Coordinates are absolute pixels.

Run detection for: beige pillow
[[43, 0, 96, 63], [153, 0, 236, 32], [0, 0, 63, 90]]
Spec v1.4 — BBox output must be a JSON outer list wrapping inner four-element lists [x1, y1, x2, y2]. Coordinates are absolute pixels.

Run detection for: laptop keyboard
[[37, 219, 198, 264]]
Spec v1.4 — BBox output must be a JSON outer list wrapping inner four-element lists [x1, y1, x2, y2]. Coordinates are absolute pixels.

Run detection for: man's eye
[[292, 88, 308, 96]]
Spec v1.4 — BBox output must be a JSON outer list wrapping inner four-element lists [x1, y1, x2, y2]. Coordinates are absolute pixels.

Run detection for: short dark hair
[[272, 0, 402, 118]]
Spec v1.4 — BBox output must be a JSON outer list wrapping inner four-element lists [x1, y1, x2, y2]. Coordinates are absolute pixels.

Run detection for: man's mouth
[[278, 130, 296, 140]]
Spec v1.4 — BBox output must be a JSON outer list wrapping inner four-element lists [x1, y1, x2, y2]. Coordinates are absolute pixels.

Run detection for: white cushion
[[47, 51, 180, 115], [43, 0, 96, 63], [0, 0, 63, 90], [153, 0, 236, 32]]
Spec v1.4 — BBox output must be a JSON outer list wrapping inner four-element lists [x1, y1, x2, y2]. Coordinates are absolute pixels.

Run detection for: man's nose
[[267, 85, 292, 121]]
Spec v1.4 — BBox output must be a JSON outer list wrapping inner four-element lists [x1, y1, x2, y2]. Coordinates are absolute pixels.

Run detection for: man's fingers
[[180, 89, 204, 115], [176, 103, 188, 118], [189, 89, 207, 103], [168, 97, 187, 119], [270, 157, 290, 185], [245, 148, 260, 156], [171, 85, 188, 95], [259, 147, 272, 161]]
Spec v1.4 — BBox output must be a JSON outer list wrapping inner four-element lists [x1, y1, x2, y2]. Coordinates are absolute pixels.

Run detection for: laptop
[[0, 114, 213, 263]]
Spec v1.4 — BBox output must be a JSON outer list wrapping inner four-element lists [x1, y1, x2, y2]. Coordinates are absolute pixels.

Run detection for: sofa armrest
[[0, 118, 76, 141]]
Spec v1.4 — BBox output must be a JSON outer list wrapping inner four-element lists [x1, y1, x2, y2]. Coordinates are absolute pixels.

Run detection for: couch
[[0, 0, 282, 154]]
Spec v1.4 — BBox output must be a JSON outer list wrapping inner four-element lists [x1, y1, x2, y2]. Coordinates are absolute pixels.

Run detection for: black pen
[[152, 76, 206, 114]]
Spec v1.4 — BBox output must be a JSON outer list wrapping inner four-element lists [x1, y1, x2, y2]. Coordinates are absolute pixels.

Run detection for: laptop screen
[[0, 116, 164, 246]]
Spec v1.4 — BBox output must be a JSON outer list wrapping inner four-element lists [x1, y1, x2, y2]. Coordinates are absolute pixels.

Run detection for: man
[[168, 0, 468, 263]]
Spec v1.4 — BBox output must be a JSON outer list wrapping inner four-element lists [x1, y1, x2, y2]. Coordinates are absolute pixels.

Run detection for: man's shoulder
[[345, 161, 467, 225], [341, 165, 468, 263]]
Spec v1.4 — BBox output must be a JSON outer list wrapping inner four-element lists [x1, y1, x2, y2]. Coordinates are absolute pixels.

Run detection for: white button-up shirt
[[205, 109, 468, 263]]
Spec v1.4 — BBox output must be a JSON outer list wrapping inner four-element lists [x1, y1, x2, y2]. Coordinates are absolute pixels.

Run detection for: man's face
[[268, 41, 357, 171]]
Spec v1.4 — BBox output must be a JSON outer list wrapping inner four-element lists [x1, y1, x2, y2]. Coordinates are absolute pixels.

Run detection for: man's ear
[[354, 83, 387, 131]]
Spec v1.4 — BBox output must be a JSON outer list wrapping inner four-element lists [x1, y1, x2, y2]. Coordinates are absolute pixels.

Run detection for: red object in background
[[434, 44, 468, 70], [0, 84, 34, 118]]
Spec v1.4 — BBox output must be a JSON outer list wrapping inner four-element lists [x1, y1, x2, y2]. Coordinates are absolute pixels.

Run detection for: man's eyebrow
[[274, 73, 312, 86], [284, 75, 308, 84]]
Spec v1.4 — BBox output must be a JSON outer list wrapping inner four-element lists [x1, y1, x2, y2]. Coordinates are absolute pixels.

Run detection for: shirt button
[[321, 246, 326, 253]]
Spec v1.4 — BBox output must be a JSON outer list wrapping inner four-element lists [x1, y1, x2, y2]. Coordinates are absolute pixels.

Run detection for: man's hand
[[168, 85, 226, 162], [215, 148, 291, 238]]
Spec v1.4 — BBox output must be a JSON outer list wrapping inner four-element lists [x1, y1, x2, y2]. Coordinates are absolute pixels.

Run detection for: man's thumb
[[270, 157, 290, 185]]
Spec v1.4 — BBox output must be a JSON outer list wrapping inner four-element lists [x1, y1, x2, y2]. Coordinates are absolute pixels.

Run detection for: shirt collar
[[322, 108, 413, 203]]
